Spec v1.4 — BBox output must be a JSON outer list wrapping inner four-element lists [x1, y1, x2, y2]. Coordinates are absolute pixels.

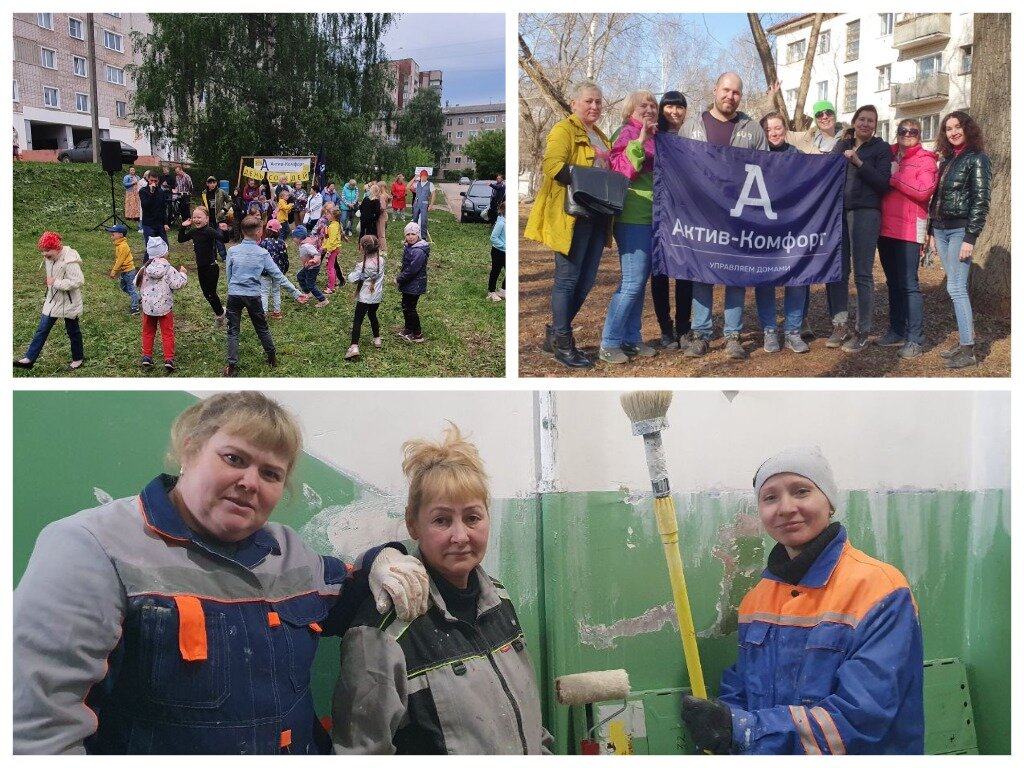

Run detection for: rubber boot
[[553, 332, 592, 369]]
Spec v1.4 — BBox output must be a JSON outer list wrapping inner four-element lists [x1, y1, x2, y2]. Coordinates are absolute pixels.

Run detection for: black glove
[[680, 694, 733, 755]]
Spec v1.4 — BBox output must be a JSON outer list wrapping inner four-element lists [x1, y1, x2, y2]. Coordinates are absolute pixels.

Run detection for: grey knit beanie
[[753, 445, 838, 511]]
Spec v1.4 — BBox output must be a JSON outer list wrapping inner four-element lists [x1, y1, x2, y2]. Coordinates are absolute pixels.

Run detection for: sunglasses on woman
[[897, 127, 921, 137], [814, 109, 835, 119]]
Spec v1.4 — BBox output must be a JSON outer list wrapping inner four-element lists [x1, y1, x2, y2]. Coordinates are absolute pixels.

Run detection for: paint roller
[[555, 669, 631, 754], [619, 391, 707, 700]]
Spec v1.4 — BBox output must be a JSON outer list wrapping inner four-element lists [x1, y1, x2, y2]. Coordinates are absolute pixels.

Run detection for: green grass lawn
[[13, 163, 504, 378]]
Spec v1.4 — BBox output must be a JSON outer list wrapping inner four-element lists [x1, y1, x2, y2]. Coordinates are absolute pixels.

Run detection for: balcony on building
[[893, 13, 951, 51], [891, 72, 950, 107]]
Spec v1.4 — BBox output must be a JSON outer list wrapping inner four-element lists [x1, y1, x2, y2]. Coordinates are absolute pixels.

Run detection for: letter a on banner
[[729, 164, 778, 220]]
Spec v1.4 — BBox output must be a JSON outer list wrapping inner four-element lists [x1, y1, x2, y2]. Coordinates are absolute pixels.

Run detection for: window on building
[[446, 131, 452, 139], [877, 120, 889, 143], [469, 116, 478, 124], [920, 114, 940, 142], [36, 13, 53, 30], [107, 12, 122, 18], [116, 100, 127, 118], [469, 130, 479, 137], [916, 53, 942, 79], [785, 88, 798, 113], [68, 17, 84, 39], [454, 157, 461, 165], [43, 87, 59, 108], [103, 30, 124, 53], [485, 115, 496, 123], [787, 39, 807, 65], [961, 45, 973, 75], [106, 65, 126, 85], [75, 92, 89, 113], [843, 73, 858, 112], [502, 114, 506, 122], [877, 65, 891, 91], [846, 20, 860, 62], [14, 80, 19, 103], [818, 30, 831, 54], [456, 131, 463, 139], [446, 118, 452, 126], [457, 117, 464, 125], [73, 56, 87, 78], [816, 81, 829, 102], [40, 47, 57, 69], [879, 14, 894, 36]]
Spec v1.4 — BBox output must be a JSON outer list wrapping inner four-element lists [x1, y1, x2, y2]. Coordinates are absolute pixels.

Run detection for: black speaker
[[100, 139, 122, 173]]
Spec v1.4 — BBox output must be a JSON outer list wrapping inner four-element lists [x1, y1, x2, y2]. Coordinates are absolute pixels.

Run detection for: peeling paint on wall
[[93, 487, 113, 505], [578, 603, 679, 650]]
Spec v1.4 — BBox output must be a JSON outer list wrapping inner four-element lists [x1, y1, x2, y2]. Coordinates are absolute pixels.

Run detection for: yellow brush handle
[[653, 495, 707, 699]]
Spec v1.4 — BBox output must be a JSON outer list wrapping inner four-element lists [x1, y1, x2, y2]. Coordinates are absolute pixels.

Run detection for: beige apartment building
[[441, 102, 505, 175]]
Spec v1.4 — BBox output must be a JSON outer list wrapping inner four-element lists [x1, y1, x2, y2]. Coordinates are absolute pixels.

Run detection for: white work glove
[[368, 547, 429, 621]]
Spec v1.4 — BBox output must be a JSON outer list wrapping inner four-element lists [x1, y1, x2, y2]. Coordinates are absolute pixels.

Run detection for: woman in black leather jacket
[[927, 111, 992, 369]]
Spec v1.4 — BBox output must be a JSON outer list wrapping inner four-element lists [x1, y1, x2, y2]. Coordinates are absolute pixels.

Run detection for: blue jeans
[[341, 205, 355, 235], [551, 214, 608, 336], [296, 265, 325, 301], [878, 236, 924, 345], [754, 285, 808, 334], [933, 227, 974, 345], [141, 225, 168, 251], [826, 208, 880, 332], [24, 313, 84, 362], [601, 223, 652, 348], [691, 283, 745, 338], [119, 270, 140, 312]]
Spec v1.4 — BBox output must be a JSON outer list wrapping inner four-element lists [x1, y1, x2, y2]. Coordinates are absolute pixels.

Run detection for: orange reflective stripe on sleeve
[[173, 595, 208, 662], [309, 622, 322, 633], [809, 706, 846, 755], [267, 611, 281, 627], [789, 705, 822, 755], [280, 729, 292, 748]]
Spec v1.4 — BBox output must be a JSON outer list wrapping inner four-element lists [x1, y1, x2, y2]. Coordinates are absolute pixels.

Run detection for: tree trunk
[[967, 14, 1011, 318], [793, 15, 824, 131], [747, 14, 788, 124], [518, 34, 570, 116]]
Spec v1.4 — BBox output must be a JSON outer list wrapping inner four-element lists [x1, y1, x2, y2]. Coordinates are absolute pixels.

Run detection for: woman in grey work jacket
[[332, 424, 552, 754]]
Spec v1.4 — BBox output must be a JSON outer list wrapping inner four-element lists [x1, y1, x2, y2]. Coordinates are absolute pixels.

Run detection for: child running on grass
[[275, 190, 293, 239], [323, 206, 345, 294], [13, 231, 85, 371], [178, 205, 229, 327], [292, 225, 329, 307], [345, 234, 386, 360], [224, 215, 308, 377], [136, 236, 187, 372], [395, 221, 429, 343], [259, 218, 290, 319], [105, 223, 139, 315]]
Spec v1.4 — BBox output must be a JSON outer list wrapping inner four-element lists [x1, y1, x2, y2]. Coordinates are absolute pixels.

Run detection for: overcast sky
[[382, 14, 505, 108]]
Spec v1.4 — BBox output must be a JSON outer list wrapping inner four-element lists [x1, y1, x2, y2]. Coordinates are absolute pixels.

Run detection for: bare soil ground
[[518, 204, 1010, 378]]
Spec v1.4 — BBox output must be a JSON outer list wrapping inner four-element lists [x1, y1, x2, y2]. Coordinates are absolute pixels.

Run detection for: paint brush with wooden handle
[[619, 391, 707, 699]]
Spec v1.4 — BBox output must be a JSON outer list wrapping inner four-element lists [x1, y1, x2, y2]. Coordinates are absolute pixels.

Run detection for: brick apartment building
[[12, 12, 159, 159], [441, 102, 505, 176], [388, 58, 443, 111]]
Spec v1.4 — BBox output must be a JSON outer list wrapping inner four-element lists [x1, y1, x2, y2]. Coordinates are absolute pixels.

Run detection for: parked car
[[458, 176, 471, 185], [460, 180, 494, 223], [57, 139, 138, 165]]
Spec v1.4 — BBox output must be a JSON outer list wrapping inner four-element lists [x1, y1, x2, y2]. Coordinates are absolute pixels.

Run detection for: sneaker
[[372, 337, 383, 348], [660, 332, 680, 350], [497, 288, 506, 298], [345, 344, 360, 359], [223, 364, 237, 377], [762, 330, 781, 353], [683, 335, 710, 358], [875, 330, 905, 347], [487, 291, 503, 302], [599, 346, 629, 364], [315, 298, 329, 308], [408, 332, 425, 343], [270, 311, 283, 319], [943, 345, 977, 369], [825, 324, 849, 348], [938, 344, 961, 359], [725, 334, 748, 360], [130, 308, 141, 316], [622, 342, 657, 358], [214, 313, 226, 328], [841, 331, 870, 353], [898, 341, 923, 359], [164, 358, 175, 372], [141, 356, 153, 368], [784, 332, 810, 353]]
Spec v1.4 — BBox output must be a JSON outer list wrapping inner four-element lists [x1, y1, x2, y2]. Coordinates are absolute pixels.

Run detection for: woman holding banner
[[826, 105, 891, 354], [524, 80, 612, 369], [877, 118, 938, 360], [599, 89, 661, 364]]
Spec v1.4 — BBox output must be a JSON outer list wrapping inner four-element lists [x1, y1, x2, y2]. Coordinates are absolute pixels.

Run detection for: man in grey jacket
[[678, 71, 767, 361]]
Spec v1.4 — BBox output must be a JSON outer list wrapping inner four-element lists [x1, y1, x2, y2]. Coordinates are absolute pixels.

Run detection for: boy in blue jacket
[[395, 221, 429, 343]]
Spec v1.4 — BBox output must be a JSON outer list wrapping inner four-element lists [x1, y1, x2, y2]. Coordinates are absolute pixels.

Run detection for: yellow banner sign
[[241, 166, 310, 184]]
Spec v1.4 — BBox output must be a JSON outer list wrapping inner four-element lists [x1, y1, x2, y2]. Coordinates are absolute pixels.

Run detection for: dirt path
[[518, 204, 1010, 378]]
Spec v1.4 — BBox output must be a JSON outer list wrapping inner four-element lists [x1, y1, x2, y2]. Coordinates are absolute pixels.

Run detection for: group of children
[[14, 207, 432, 375]]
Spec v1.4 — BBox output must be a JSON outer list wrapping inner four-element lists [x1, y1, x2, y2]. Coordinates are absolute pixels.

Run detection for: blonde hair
[[621, 89, 657, 123], [570, 80, 602, 101], [168, 392, 303, 479], [401, 424, 490, 525]]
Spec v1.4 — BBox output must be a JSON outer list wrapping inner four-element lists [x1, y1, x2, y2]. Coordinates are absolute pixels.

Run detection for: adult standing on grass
[[359, 183, 382, 240], [826, 105, 891, 354], [123, 167, 142, 227], [376, 181, 391, 256], [174, 164, 195, 224], [927, 111, 991, 370], [488, 174, 506, 225], [139, 172, 170, 248], [599, 89, 661, 366], [391, 174, 408, 222], [305, 184, 323, 231], [13, 232, 85, 371], [523, 80, 612, 370], [877, 118, 938, 361], [341, 180, 359, 237], [200, 175, 231, 260], [409, 170, 436, 242]]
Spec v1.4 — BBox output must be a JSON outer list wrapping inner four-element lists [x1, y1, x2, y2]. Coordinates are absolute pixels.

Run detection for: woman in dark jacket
[[825, 105, 891, 353], [927, 111, 992, 369]]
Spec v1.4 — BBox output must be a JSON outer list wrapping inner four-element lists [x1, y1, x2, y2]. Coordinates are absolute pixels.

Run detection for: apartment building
[[441, 102, 505, 175], [388, 58, 443, 111], [13, 12, 157, 157], [769, 13, 974, 146]]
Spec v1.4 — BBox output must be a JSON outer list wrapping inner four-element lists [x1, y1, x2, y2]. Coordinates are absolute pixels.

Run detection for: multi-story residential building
[[769, 13, 974, 147], [388, 58, 443, 111], [441, 102, 505, 175], [13, 12, 160, 158]]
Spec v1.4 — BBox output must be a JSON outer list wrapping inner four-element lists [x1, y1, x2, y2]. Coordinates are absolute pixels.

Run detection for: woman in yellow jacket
[[524, 80, 612, 368]]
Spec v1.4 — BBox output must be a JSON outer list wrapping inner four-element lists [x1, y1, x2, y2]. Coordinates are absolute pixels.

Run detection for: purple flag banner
[[652, 132, 845, 287]]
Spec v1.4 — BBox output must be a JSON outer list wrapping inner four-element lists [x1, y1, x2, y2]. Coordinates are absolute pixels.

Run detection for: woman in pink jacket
[[877, 118, 938, 359]]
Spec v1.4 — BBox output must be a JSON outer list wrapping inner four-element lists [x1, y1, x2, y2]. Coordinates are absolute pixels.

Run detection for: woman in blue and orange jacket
[[680, 446, 924, 755]]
